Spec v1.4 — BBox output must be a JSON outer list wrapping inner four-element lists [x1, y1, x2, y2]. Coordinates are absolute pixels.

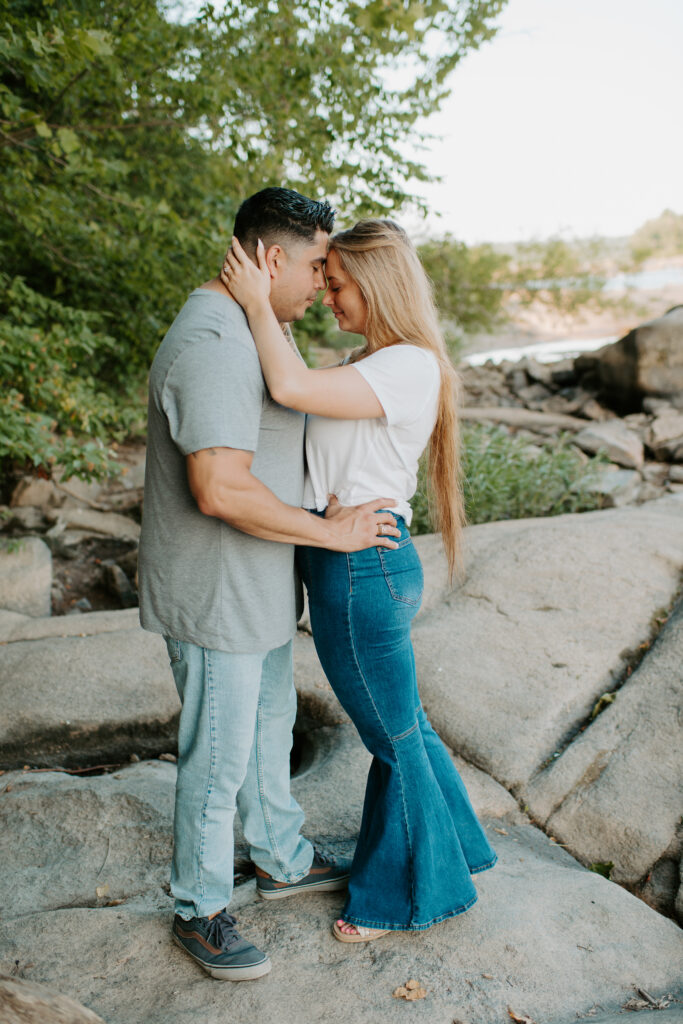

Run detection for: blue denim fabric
[[298, 515, 497, 931], [164, 637, 313, 920]]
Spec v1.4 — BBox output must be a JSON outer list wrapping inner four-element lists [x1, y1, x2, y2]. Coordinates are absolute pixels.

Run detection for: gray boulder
[[45, 507, 141, 542], [1, 721, 682, 1024], [0, 536, 52, 617], [574, 418, 644, 469], [592, 304, 683, 411], [648, 409, 683, 462], [10, 476, 60, 508], [584, 466, 641, 507]]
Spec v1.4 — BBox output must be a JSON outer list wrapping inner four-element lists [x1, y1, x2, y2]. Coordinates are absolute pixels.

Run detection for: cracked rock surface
[[1, 496, 682, 1022], [526, 599, 683, 914]]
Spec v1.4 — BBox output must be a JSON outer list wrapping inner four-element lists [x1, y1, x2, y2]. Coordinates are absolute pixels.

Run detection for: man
[[138, 187, 399, 981]]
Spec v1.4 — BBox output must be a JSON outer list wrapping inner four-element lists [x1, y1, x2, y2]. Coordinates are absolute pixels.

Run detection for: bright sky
[[410, 0, 683, 243]]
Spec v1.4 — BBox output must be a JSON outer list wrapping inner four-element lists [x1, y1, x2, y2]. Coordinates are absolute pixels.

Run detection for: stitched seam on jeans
[[377, 544, 423, 606], [469, 853, 498, 874], [344, 586, 415, 921], [343, 891, 479, 931], [254, 694, 287, 879], [391, 721, 419, 742], [166, 636, 183, 664], [197, 647, 218, 908]]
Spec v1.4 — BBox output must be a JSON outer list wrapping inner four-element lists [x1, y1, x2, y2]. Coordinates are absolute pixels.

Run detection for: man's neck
[[197, 278, 291, 340], [198, 275, 231, 295]]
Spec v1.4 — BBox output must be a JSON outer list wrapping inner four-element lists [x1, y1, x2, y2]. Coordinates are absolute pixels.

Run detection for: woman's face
[[322, 249, 367, 334]]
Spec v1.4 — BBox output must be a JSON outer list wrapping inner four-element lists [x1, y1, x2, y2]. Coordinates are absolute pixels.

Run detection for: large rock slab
[[0, 726, 516, 921], [412, 496, 683, 790], [0, 622, 178, 768], [1, 710, 680, 1024], [0, 607, 140, 643], [0, 974, 107, 1024], [1, 827, 680, 1024], [0, 536, 52, 617], [0, 761, 175, 920], [525, 599, 683, 910]]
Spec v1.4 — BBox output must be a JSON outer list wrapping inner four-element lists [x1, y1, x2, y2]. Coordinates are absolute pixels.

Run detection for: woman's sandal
[[332, 918, 390, 943]]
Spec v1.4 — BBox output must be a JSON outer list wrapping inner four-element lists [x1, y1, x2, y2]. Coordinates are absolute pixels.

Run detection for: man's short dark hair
[[233, 187, 335, 254]]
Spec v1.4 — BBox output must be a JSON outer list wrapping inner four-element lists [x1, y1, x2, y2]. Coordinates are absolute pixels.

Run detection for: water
[[603, 266, 683, 292], [464, 335, 618, 367], [464, 263, 683, 367]]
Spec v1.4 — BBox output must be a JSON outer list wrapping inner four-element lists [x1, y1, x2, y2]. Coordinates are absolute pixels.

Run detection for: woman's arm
[[222, 238, 384, 420]]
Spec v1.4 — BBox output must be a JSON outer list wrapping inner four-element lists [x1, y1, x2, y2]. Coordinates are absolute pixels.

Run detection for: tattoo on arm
[[191, 449, 217, 459]]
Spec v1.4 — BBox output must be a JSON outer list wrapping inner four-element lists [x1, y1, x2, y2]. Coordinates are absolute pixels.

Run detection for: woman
[[222, 220, 496, 942]]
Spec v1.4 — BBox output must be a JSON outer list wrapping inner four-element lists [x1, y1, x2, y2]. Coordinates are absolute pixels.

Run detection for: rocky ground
[[0, 309, 682, 1023]]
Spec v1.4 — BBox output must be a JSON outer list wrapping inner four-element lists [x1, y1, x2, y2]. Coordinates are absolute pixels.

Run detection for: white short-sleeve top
[[302, 343, 441, 524]]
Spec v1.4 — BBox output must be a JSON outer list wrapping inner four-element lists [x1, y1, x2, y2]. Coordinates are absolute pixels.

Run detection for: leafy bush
[[0, 276, 143, 488], [418, 237, 509, 341], [411, 424, 607, 533]]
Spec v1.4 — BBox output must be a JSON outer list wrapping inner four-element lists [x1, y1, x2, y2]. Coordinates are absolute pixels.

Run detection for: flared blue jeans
[[298, 516, 496, 930]]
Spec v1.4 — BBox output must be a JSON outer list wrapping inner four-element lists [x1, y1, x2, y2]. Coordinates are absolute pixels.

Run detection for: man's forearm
[[205, 469, 342, 547], [187, 447, 398, 551]]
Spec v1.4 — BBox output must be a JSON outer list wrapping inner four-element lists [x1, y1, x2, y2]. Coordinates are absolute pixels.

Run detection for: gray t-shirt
[[138, 288, 305, 653]]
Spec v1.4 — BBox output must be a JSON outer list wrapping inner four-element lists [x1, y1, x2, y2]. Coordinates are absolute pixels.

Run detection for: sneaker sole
[[257, 875, 350, 900], [172, 934, 272, 981]]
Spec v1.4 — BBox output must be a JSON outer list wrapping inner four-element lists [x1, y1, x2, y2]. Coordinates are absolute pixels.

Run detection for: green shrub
[[411, 424, 607, 533], [0, 276, 144, 488]]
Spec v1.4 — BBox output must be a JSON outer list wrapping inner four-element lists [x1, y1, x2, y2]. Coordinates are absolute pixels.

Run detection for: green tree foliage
[[503, 236, 608, 314], [0, 275, 141, 482], [0, 0, 506, 483], [418, 236, 509, 353], [417, 234, 612, 356], [630, 209, 683, 263]]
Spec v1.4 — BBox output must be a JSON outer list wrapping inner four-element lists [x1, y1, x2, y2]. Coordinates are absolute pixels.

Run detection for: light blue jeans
[[164, 636, 313, 920]]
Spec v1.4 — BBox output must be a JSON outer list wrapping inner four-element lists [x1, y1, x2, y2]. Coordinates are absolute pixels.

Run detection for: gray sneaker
[[172, 910, 271, 981], [256, 850, 351, 900]]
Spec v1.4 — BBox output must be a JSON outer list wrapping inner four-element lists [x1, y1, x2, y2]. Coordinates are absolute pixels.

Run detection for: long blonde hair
[[330, 219, 464, 578]]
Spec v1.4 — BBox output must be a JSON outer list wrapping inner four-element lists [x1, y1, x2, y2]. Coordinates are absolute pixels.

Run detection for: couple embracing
[[138, 187, 496, 981]]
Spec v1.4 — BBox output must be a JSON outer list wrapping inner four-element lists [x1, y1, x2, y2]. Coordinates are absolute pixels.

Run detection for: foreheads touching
[[233, 187, 335, 259], [233, 188, 335, 322], [324, 219, 450, 359]]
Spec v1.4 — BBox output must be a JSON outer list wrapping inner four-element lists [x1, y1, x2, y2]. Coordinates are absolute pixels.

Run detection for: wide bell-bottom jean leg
[[298, 529, 496, 931], [166, 637, 312, 920]]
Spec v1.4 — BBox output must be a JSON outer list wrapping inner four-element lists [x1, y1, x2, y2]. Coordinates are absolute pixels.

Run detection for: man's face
[[268, 230, 329, 322]]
